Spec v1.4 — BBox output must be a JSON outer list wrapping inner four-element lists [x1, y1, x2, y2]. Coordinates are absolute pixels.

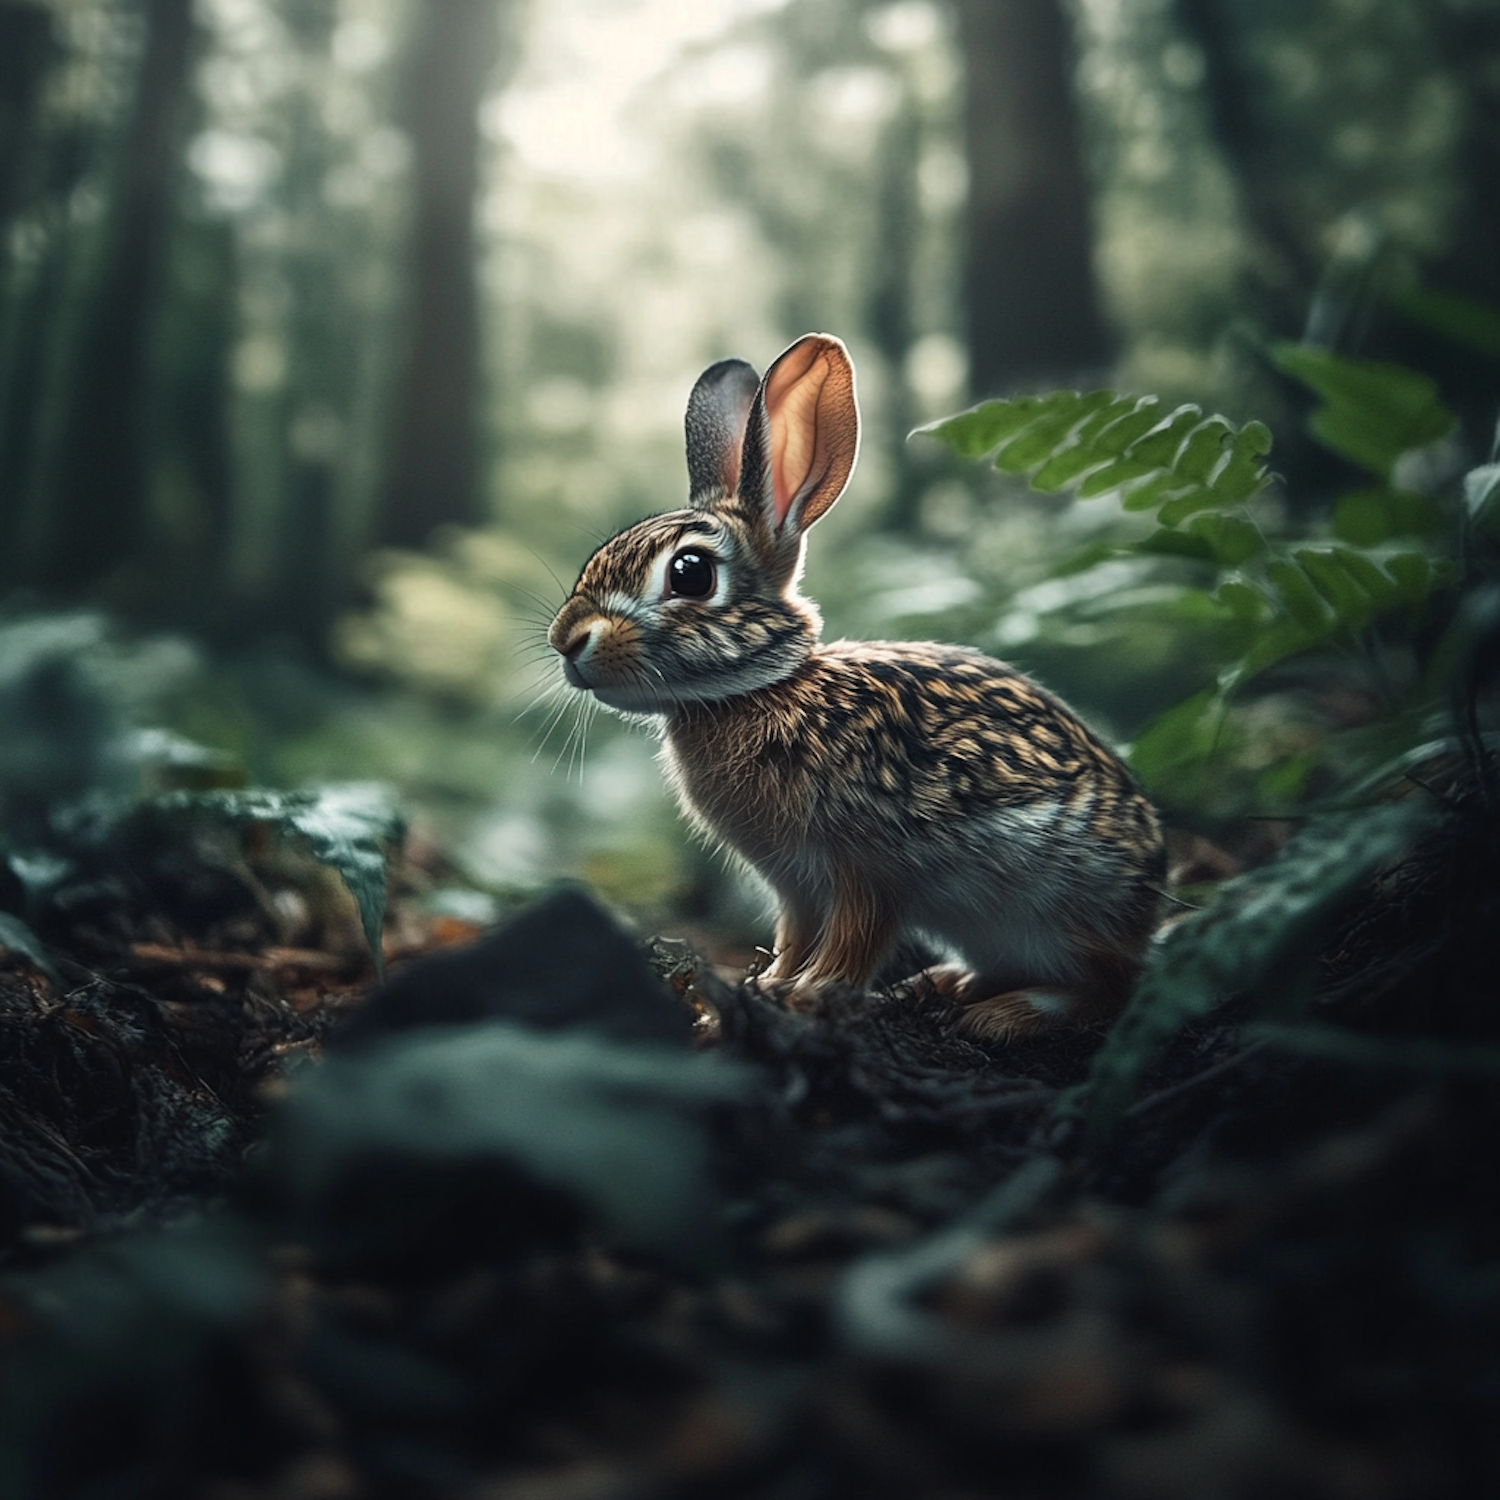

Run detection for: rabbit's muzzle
[[550, 616, 596, 689]]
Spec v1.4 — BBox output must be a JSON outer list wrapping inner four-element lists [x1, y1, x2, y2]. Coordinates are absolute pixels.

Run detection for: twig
[[127, 943, 357, 974]]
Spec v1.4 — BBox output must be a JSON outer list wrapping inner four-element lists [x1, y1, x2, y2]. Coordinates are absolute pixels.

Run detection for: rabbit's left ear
[[743, 334, 860, 535], [685, 358, 760, 505]]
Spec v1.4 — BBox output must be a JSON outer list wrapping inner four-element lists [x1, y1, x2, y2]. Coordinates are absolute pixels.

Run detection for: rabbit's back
[[665, 640, 1164, 912]]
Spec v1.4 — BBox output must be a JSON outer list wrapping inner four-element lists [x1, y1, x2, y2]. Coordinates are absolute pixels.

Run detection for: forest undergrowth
[[0, 349, 1497, 1499]]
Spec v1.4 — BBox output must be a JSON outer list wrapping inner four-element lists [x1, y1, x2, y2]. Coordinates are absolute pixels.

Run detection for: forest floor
[[0, 786, 1497, 1500]]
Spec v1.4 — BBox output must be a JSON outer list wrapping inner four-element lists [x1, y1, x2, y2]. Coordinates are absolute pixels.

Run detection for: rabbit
[[547, 333, 1166, 1040]]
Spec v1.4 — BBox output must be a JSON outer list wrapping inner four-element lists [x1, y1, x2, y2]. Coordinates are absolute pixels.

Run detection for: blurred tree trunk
[[0, 1, 59, 579], [954, 0, 1110, 395], [868, 97, 923, 530], [378, 0, 507, 549], [40, 0, 198, 599], [0, 3, 53, 233]]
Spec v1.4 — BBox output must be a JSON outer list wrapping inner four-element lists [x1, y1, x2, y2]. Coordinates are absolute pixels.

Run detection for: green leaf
[[1293, 547, 1376, 628], [1215, 577, 1272, 623], [268, 1023, 750, 1262], [1071, 393, 1145, 445], [1134, 529, 1216, 563], [1065, 800, 1433, 1143], [1126, 687, 1225, 786], [1155, 483, 1218, 527], [1089, 396, 1172, 454], [1257, 748, 1318, 806], [0, 912, 59, 984], [1384, 551, 1435, 602], [1328, 546, 1402, 607], [1120, 472, 1192, 515], [912, 398, 1046, 459], [1271, 344, 1457, 479], [1187, 513, 1265, 565], [1210, 420, 1274, 501], [148, 784, 405, 972], [1047, 539, 1119, 577], [1126, 406, 1203, 470], [1030, 440, 1110, 492], [282, 785, 403, 970], [1220, 617, 1315, 691], [1267, 558, 1335, 633], [1331, 488, 1445, 546], [1174, 415, 1237, 482], [1387, 283, 1500, 359], [993, 393, 1114, 472], [1165, 586, 1238, 627]]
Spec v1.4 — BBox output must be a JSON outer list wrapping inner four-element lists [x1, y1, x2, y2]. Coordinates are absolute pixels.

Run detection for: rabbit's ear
[[685, 358, 760, 505], [744, 334, 860, 536]]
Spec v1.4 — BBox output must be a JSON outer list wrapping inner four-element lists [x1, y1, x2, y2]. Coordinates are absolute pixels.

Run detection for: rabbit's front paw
[[749, 969, 821, 1013]]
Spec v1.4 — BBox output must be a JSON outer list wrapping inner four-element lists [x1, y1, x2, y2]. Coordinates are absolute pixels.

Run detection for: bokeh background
[[2, 0, 1497, 936]]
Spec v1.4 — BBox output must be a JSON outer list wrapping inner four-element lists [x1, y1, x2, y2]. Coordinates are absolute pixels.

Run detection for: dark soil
[[0, 789, 1496, 1500]]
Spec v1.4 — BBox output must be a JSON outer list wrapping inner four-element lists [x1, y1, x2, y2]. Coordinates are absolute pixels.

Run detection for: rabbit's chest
[[659, 714, 818, 863]]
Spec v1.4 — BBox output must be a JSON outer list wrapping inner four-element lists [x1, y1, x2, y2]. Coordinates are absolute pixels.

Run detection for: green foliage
[[0, 614, 404, 972], [138, 785, 405, 972], [268, 1023, 747, 1263], [1058, 800, 1434, 1143], [916, 348, 1464, 813], [1387, 283, 1500, 360], [1268, 344, 1456, 480], [0, 615, 136, 849], [922, 347, 1489, 1135], [917, 391, 1274, 526]]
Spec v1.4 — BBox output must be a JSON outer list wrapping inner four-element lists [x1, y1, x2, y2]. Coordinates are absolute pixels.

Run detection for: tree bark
[[954, 0, 1111, 395], [378, 0, 506, 549], [0, 3, 54, 234], [42, 0, 197, 596]]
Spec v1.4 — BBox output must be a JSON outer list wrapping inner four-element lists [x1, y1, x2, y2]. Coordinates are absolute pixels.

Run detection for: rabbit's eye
[[668, 549, 716, 599]]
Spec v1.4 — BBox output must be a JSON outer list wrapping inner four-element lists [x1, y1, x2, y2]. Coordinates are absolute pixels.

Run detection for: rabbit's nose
[[553, 623, 593, 661], [547, 608, 593, 657]]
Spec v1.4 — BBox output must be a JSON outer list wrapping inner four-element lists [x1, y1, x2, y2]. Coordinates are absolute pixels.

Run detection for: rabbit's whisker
[[514, 674, 570, 724], [528, 690, 578, 761]]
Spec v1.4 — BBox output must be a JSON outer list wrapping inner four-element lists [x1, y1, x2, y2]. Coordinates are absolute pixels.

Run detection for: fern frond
[[915, 389, 1275, 528]]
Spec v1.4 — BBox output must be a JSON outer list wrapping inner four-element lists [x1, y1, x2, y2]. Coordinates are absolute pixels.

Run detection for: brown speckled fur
[[550, 335, 1165, 1040]]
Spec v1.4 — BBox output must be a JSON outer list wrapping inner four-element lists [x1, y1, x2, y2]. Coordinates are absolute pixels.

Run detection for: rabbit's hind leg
[[915, 963, 1079, 1040], [954, 986, 1080, 1042], [948, 944, 1142, 1042]]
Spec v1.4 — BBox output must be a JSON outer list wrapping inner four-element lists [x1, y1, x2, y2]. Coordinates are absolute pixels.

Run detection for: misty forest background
[[2, 0, 1498, 940]]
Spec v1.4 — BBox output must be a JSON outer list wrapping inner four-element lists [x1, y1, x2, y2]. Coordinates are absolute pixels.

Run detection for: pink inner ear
[[760, 333, 859, 534], [771, 377, 825, 527], [768, 351, 833, 529]]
